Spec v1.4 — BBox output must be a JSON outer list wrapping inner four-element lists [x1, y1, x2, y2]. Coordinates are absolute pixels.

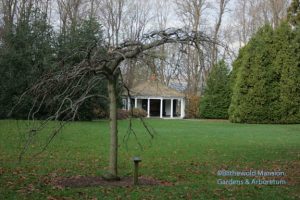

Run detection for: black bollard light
[[132, 157, 142, 185]]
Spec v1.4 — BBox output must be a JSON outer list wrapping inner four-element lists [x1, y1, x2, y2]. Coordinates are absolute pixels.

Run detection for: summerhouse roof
[[128, 80, 185, 98]]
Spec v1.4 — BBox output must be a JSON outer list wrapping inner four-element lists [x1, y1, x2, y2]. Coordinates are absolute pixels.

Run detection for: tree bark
[[107, 77, 119, 179]]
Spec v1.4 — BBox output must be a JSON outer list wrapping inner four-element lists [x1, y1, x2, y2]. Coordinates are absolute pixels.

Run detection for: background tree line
[[0, 0, 298, 122], [0, 0, 231, 120]]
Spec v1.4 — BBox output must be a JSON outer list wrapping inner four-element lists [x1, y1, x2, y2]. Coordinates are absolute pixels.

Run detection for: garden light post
[[133, 157, 142, 185]]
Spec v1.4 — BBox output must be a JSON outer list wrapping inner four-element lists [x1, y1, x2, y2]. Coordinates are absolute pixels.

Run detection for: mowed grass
[[0, 119, 299, 199]]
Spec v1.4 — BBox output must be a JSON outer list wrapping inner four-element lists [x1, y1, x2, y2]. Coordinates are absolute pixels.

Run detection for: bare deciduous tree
[[174, 0, 210, 95], [210, 0, 230, 66], [0, 0, 18, 38], [97, 0, 125, 47], [120, 0, 152, 88], [57, 0, 87, 33], [231, 0, 289, 48]]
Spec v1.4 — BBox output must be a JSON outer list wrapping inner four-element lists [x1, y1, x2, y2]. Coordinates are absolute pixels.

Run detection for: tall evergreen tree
[[287, 0, 300, 26], [0, 9, 55, 119], [56, 18, 104, 66], [200, 60, 231, 119], [228, 46, 251, 122], [276, 23, 300, 123], [55, 18, 110, 120], [229, 25, 276, 123], [229, 21, 300, 123]]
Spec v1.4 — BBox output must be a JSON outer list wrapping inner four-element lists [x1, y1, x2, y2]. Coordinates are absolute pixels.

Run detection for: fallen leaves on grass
[[51, 175, 174, 188], [47, 195, 72, 200], [17, 183, 40, 195], [0, 167, 5, 175]]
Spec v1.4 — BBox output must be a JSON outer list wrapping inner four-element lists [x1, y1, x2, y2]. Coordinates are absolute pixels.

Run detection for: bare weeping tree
[[13, 28, 215, 180]]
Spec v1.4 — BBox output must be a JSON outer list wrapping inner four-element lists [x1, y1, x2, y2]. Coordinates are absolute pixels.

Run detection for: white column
[[181, 98, 185, 118], [147, 98, 150, 117], [170, 99, 174, 118], [160, 98, 163, 118], [127, 97, 131, 110], [134, 98, 137, 108]]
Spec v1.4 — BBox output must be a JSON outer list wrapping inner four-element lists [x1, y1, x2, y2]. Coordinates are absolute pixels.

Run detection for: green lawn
[[0, 119, 299, 199]]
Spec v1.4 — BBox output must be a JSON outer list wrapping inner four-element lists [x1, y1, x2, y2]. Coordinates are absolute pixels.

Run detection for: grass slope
[[0, 119, 299, 199]]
